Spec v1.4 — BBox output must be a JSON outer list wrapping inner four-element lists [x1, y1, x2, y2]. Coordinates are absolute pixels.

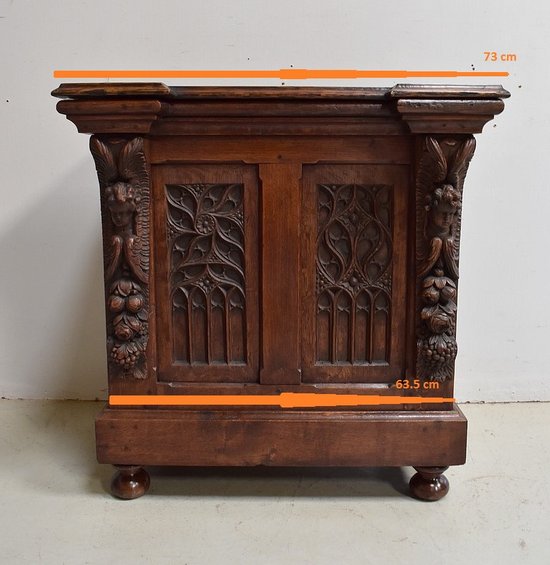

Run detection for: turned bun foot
[[409, 466, 449, 501], [111, 465, 150, 499]]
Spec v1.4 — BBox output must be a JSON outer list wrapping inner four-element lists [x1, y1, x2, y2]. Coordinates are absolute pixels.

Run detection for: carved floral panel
[[166, 183, 247, 365]]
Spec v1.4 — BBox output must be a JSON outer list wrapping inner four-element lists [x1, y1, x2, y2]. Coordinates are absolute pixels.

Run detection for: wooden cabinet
[[53, 83, 509, 500]]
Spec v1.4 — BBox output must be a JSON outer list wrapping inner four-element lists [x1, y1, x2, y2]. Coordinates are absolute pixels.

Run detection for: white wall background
[[0, 0, 548, 401]]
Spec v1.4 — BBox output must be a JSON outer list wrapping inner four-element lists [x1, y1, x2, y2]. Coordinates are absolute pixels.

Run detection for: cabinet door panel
[[153, 164, 259, 383], [301, 164, 408, 383]]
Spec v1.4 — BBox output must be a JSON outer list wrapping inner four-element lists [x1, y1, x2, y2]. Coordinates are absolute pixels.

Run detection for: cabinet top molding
[[53, 83, 510, 135], [52, 82, 510, 100]]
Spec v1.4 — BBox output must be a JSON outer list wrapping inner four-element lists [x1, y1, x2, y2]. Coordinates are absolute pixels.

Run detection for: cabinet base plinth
[[97, 405, 466, 498], [96, 404, 466, 468]]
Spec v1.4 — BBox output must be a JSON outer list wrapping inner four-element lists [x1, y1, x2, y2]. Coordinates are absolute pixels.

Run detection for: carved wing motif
[[416, 136, 448, 277], [445, 137, 476, 279], [418, 237, 443, 280], [90, 138, 120, 278], [118, 138, 150, 284], [426, 137, 448, 182], [447, 137, 476, 192], [90, 137, 118, 186], [104, 235, 123, 281], [118, 137, 147, 184]]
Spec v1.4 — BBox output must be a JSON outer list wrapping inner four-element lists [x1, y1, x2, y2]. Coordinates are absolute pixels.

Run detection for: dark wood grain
[[111, 465, 151, 499], [153, 164, 260, 383], [53, 84, 509, 499], [259, 163, 303, 384], [301, 164, 408, 383], [53, 82, 510, 100], [390, 84, 510, 99], [90, 136, 152, 382], [409, 466, 450, 501], [148, 136, 412, 165], [54, 83, 510, 135], [52, 82, 172, 98], [96, 406, 467, 466]]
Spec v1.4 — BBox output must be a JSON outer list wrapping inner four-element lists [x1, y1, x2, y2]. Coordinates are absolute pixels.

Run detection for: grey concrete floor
[[0, 400, 548, 565]]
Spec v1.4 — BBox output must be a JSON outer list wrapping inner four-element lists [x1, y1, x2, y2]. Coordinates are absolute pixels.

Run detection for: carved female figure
[[105, 181, 147, 283]]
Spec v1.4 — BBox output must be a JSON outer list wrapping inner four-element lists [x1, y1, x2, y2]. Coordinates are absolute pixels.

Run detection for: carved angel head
[[426, 184, 460, 236], [106, 181, 140, 228]]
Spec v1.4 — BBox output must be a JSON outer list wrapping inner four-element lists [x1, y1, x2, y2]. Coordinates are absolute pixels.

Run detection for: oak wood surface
[[300, 164, 409, 383], [148, 136, 412, 165], [153, 164, 260, 383], [96, 405, 467, 467], [259, 163, 303, 384], [54, 83, 510, 135], [53, 84, 509, 497], [53, 82, 510, 100]]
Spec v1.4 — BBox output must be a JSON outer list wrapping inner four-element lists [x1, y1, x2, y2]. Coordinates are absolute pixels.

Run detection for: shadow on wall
[[0, 161, 109, 400]]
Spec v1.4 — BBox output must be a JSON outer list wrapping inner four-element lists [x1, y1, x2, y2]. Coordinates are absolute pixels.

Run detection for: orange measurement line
[[53, 68, 508, 79], [109, 393, 455, 408]]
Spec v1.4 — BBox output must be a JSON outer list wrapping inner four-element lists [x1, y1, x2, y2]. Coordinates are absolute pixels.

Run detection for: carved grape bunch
[[417, 336, 458, 382]]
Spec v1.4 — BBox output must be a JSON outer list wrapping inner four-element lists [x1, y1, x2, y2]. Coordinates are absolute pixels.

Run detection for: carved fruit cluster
[[110, 340, 146, 372], [418, 270, 457, 381], [420, 271, 456, 329], [417, 334, 458, 381], [108, 278, 147, 375]]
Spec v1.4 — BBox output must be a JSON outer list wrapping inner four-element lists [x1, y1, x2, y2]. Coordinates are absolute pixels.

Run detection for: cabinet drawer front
[[301, 164, 409, 383], [153, 164, 259, 382]]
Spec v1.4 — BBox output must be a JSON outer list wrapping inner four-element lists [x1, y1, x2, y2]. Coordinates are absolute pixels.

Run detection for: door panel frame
[[152, 163, 260, 383], [301, 164, 409, 383]]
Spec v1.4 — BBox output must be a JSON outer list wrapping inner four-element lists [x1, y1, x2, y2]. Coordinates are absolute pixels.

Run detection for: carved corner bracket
[[415, 135, 476, 382], [90, 136, 151, 379]]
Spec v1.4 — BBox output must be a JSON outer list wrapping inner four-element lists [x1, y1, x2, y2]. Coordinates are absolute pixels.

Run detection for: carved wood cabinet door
[[300, 165, 409, 384], [152, 164, 260, 383], [151, 160, 409, 389]]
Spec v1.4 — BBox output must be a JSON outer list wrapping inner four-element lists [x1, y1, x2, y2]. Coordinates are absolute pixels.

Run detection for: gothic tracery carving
[[316, 183, 393, 364], [166, 183, 247, 364]]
